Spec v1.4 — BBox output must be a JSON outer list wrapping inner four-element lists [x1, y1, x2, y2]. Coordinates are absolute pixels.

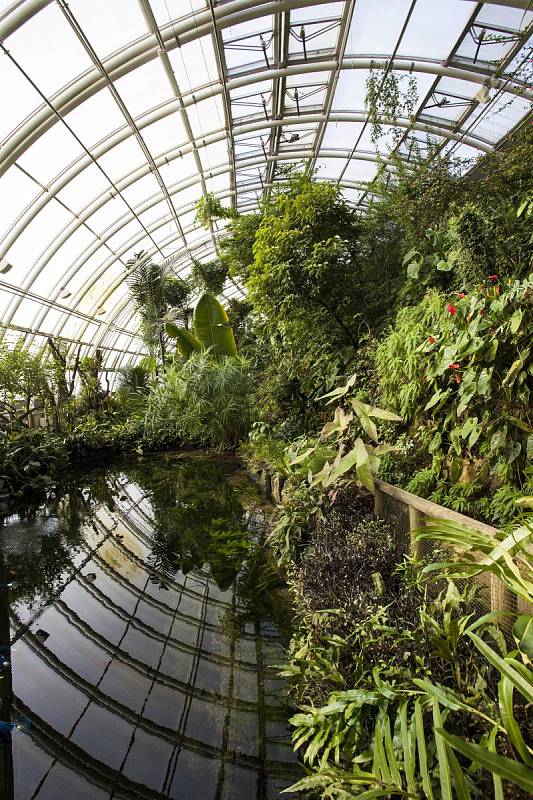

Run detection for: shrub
[[144, 352, 252, 450]]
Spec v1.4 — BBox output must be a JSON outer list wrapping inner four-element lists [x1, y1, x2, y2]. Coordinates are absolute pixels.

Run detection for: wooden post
[[374, 484, 384, 518], [490, 574, 517, 617], [409, 504, 422, 559], [271, 475, 282, 504]]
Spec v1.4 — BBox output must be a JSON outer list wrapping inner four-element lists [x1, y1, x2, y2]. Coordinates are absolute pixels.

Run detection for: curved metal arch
[[2, 106, 492, 330], [0, 74, 500, 263], [24, 150, 393, 348], [6, 133, 399, 333], [0, 18, 533, 175]]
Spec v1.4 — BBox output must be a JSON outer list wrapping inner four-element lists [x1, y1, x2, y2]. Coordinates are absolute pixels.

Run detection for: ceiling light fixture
[[59, 287, 71, 299]]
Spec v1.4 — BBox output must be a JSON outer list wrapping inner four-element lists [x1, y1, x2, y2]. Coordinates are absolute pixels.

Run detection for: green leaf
[[498, 673, 533, 765], [327, 446, 360, 484], [509, 309, 523, 334], [402, 248, 419, 265], [414, 698, 434, 800], [447, 746, 472, 800], [502, 358, 524, 388], [354, 437, 375, 493], [433, 704, 452, 800], [467, 632, 533, 703], [193, 291, 237, 356], [438, 729, 533, 794], [407, 260, 420, 279], [513, 614, 533, 658], [165, 323, 201, 358]]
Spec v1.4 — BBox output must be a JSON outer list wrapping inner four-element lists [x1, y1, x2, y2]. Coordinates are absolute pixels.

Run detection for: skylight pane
[[114, 60, 171, 120], [397, 0, 474, 60], [0, 53, 44, 141], [6, 3, 93, 96], [0, 167, 39, 240], [347, 0, 412, 54], [17, 124, 85, 186], [67, 0, 147, 59]]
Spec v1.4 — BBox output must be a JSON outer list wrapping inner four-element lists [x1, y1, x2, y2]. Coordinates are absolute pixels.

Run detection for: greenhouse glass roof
[[0, 0, 531, 373]]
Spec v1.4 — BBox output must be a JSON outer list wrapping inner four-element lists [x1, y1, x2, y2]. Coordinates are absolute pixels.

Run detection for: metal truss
[[0, 0, 530, 374]]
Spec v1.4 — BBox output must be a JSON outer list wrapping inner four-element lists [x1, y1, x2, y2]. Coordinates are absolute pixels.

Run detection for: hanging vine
[[365, 64, 419, 148]]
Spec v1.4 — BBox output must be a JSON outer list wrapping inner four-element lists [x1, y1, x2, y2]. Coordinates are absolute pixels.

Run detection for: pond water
[[0, 453, 300, 799]]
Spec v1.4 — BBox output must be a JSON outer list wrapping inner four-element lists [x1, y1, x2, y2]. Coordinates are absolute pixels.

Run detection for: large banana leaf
[[165, 323, 201, 359], [193, 291, 237, 356]]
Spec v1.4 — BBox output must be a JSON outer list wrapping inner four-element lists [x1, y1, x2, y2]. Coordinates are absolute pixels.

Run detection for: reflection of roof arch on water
[[1, 458, 296, 798], [0, 0, 531, 379]]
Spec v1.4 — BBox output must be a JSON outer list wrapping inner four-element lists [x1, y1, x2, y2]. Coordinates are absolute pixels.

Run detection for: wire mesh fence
[[374, 479, 530, 638]]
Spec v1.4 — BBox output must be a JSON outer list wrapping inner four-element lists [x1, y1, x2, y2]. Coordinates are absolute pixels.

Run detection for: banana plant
[[166, 291, 237, 358]]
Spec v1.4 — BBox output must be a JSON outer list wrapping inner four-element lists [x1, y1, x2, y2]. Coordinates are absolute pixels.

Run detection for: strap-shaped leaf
[[438, 729, 533, 794], [467, 632, 533, 703]]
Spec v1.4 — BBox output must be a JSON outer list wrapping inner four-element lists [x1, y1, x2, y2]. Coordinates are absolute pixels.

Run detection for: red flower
[[428, 335, 436, 344], [448, 363, 460, 370], [488, 274, 498, 281], [454, 292, 466, 299], [447, 304, 457, 315], [454, 374, 462, 384]]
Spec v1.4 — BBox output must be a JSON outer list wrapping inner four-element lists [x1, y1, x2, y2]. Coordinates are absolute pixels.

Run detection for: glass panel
[[168, 37, 219, 94], [17, 124, 85, 186], [5, 203, 72, 282], [188, 95, 225, 138], [6, 3, 93, 96], [64, 88, 125, 145], [346, 0, 412, 54], [0, 52, 44, 141], [0, 167, 39, 240], [114, 60, 172, 119], [397, 0, 475, 60], [67, 0, 148, 59], [141, 112, 187, 156], [57, 163, 110, 214]]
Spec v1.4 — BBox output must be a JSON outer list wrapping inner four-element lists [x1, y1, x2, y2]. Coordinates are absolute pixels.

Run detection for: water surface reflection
[[0, 454, 299, 799]]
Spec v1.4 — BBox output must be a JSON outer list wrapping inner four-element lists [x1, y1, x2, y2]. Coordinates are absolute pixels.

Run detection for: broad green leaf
[[327, 446, 360, 484], [502, 358, 524, 388], [439, 729, 533, 794], [355, 401, 402, 422], [165, 323, 201, 358], [354, 437, 375, 492], [509, 309, 523, 334], [407, 260, 420, 279], [402, 247, 419, 265], [193, 291, 237, 356]]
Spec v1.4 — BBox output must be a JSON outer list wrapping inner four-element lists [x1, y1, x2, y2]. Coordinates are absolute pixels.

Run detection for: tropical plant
[[166, 290, 237, 358], [189, 257, 228, 295], [127, 250, 191, 363], [415, 514, 533, 797], [144, 351, 251, 449], [0, 340, 49, 429]]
